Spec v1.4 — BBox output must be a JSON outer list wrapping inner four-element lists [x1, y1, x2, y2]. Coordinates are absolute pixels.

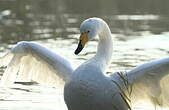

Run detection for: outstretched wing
[[0, 41, 74, 87], [111, 57, 169, 107]]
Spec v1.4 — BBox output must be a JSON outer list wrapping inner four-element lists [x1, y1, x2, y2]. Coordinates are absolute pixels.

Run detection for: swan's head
[[75, 17, 105, 55]]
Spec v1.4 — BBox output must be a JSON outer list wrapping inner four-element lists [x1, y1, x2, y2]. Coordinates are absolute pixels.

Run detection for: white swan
[[0, 17, 169, 110]]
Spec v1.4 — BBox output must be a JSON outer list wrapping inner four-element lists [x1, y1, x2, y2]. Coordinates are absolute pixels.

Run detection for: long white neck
[[91, 23, 113, 72]]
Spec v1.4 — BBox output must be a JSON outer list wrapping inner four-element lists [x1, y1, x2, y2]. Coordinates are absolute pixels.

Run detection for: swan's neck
[[93, 24, 113, 72]]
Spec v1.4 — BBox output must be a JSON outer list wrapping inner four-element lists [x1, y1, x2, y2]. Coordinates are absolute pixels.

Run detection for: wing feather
[[111, 57, 169, 107], [126, 57, 169, 106], [0, 41, 74, 87]]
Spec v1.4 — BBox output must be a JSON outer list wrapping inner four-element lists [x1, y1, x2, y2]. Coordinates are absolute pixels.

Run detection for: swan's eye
[[87, 30, 90, 33]]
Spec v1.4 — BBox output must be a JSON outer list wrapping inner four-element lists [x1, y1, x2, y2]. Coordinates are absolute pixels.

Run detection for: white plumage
[[0, 41, 74, 87], [0, 17, 169, 110]]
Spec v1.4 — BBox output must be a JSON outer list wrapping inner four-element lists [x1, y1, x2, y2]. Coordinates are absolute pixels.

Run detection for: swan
[[0, 17, 169, 110]]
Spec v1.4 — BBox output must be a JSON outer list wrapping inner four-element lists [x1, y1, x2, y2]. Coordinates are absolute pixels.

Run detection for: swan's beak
[[75, 33, 88, 55]]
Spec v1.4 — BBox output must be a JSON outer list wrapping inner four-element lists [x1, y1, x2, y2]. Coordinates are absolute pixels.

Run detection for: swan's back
[[64, 64, 129, 110]]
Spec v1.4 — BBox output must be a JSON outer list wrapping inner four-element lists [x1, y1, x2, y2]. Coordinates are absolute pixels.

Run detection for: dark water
[[0, 0, 169, 110], [0, 0, 169, 43]]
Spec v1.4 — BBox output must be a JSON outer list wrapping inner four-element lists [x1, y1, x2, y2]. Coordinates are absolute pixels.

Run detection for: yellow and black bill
[[74, 33, 88, 55]]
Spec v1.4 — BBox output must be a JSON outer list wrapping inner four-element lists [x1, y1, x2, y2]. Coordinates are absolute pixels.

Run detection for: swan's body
[[64, 18, 128, 110], [1, 18, 169, 110]]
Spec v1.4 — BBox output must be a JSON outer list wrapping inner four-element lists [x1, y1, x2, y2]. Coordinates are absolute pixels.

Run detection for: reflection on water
[[0, 0, 169, 110], [0, 0, 169, 43]]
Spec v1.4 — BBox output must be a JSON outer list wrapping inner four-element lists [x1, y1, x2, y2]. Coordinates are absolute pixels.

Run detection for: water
[[0, 0, 169, 110]]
